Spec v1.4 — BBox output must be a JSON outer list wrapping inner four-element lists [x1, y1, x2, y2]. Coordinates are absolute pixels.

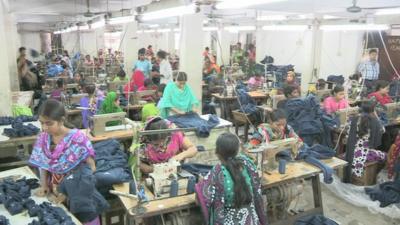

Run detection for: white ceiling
[[10, 0, 400, 32]]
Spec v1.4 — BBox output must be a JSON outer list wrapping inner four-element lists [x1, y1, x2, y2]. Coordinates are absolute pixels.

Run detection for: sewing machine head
[[129, 90, 156, 105], [64, 93, 88, 108], [90, 112, 127, 136], [108, 81, 128, 92], [315, 89, 331, 100], [262, 138, 298, 172], [145, 160, 195, 199], [336, 107, 360, 126], [385, 102, 400, 121]]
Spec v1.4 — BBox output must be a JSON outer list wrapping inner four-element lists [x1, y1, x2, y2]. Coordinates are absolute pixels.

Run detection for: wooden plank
[[84, 129, 134, 143]]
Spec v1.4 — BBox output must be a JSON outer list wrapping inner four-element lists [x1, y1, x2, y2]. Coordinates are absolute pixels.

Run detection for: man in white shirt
[[157, 50, 173, 84]]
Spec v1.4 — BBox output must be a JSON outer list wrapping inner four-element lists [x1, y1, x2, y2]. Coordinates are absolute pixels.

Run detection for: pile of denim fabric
[[0, 215, 9, 225], [167, 112, 219, 138], [297, 144, 336, 184], [365, 177, 400, 207], [0, 177, 75, 225], [3, 121, 40, 138], [93, 139, 131, 193], [0, 115, 38, 126], [286, 95, 338, 147]]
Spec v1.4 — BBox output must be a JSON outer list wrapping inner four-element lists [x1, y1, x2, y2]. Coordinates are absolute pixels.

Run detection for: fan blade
[[361, 5, 400, 10]]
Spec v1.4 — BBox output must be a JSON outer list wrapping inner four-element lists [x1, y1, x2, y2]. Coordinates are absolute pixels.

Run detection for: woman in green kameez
[[158, 72, 199, 118]]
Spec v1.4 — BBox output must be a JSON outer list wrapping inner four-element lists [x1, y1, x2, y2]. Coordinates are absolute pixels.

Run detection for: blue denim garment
[[167, 112, 220, 137]]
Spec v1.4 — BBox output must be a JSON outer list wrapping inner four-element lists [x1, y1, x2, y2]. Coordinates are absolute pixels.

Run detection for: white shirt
[[159, 59, 173, 84]]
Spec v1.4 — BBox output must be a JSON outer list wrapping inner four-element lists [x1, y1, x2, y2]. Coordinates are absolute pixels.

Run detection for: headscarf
[[124, 70, 145, 98], [158, 82, 199, 118], [29, 129, 95, 174], [99, 91, 122, 114]]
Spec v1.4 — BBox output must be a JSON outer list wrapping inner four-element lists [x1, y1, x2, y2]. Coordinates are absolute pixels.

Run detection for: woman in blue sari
[[158, 72, 199, 118]]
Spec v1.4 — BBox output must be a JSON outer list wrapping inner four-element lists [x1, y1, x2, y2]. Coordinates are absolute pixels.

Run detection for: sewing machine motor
[[145, 160, 196, 199]]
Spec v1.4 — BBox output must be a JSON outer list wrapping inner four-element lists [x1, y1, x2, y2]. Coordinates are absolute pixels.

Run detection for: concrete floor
[[321, 185, 400, 225]]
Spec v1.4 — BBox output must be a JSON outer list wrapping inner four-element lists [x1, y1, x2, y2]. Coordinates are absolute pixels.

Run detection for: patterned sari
[[195, 154, 267, 225], [29, 129, 95, 187]]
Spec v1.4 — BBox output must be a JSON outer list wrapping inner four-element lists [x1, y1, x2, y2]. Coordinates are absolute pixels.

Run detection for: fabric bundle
[[285, 95, 337, 147], [365, 179, 400, 207], [0, 177, 39, 216], [297, 144, 336, 184], [294, 214, 338, 225], [0, 115, 37, 126], [167, 113, 219, 137], [28, 202, 75, 225], [3, 122, 40, 138], [93, 139, 131, 188]]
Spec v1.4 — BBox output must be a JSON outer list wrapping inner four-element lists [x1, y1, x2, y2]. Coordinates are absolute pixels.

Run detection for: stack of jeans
[[3, 122, 40, 138]]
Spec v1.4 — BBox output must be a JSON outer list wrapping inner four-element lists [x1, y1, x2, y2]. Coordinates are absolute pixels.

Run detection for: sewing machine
[[315, 89, 331, 100], [128, 90, 156, 105], [145, 160, 195, 199], [385, 102, 400, 121], [64, 93, 88, 108], [108, 81, 128, 92], [248, 138, 298, 173], [271, 94, 286, 109], [90, 112, 129, 136], [336, 107, 360, 126]]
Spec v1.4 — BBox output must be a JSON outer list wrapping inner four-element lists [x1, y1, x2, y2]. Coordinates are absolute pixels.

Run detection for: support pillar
[[167, 30, 175, 53], [179, 13, 204, 105], [0, 1, 13, 116], [217, 29, 231, 66], [122, 21, 138, 75], [4, 12, 19, 91], [303, 23, 323, 93]]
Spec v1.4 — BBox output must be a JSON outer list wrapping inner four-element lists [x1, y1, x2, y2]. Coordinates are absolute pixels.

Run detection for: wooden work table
[[0, 166, 81, 225], [212, 91, 269, 120], [113, 157, 347, 224]]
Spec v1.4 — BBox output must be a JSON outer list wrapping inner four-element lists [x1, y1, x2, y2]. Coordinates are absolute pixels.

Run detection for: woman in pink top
[[248, 74, 264, 90], [323, 85, 349, 115], [139, 117, 198, 174]]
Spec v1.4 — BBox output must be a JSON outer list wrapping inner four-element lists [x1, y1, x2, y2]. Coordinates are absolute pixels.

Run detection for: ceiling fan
[[347, 0, 400, 13], [81, 0, 108, 18]]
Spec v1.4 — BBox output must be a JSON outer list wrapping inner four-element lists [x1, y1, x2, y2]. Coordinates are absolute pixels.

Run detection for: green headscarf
[[99, 91, 123, 126], [158, 82, 199, 118]]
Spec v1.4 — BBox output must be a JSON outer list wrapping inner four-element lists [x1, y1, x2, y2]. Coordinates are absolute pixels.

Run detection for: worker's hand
[[171, 154, 184, 162], [49, 193, 66, 205], [35, 186, 49, 197]]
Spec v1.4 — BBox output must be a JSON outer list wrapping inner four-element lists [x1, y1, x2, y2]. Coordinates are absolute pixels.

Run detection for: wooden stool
[[232, 110, 252, 142], [352, 161, 381, 186]]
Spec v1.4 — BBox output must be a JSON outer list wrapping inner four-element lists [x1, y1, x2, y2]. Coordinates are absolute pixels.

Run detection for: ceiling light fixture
[[224, 25, 256, 32], [257, 15, 287, 21], [216, 0, 286, 10], [320, 24, 389, 31], [375, 8, 400, 15], [108, 16, 135, 25], [143, 29, 156, 33], [141, 5, 195, 21], [157, 28, 172, 33], [149, 24, 160, 28], [262, 25, 308, 31], [203, 26, 218, 31]]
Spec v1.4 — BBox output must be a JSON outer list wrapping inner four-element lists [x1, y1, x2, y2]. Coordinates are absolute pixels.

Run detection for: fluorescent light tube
[[144, 29, 156, 33], [257, 15, 287, 21], [262, 25, 308, 31], [203, 26, 218, 31], [224, 26, 256, 32], [149, 24, 160, 28], [320, 24, 389, 31], [157, 28, 172, 33], [142, 5, 195, 21], [109, 16, 134, 25], [216, 0, 286, 10], [91, 20, 105, 29], [375, 8, 400, 15]]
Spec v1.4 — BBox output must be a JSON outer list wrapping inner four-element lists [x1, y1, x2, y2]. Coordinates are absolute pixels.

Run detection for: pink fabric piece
[[248, 76, 264, 88], [323, 96, 349, 114], [84, 216, 100, 225], [145, 132, 185, 163]]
